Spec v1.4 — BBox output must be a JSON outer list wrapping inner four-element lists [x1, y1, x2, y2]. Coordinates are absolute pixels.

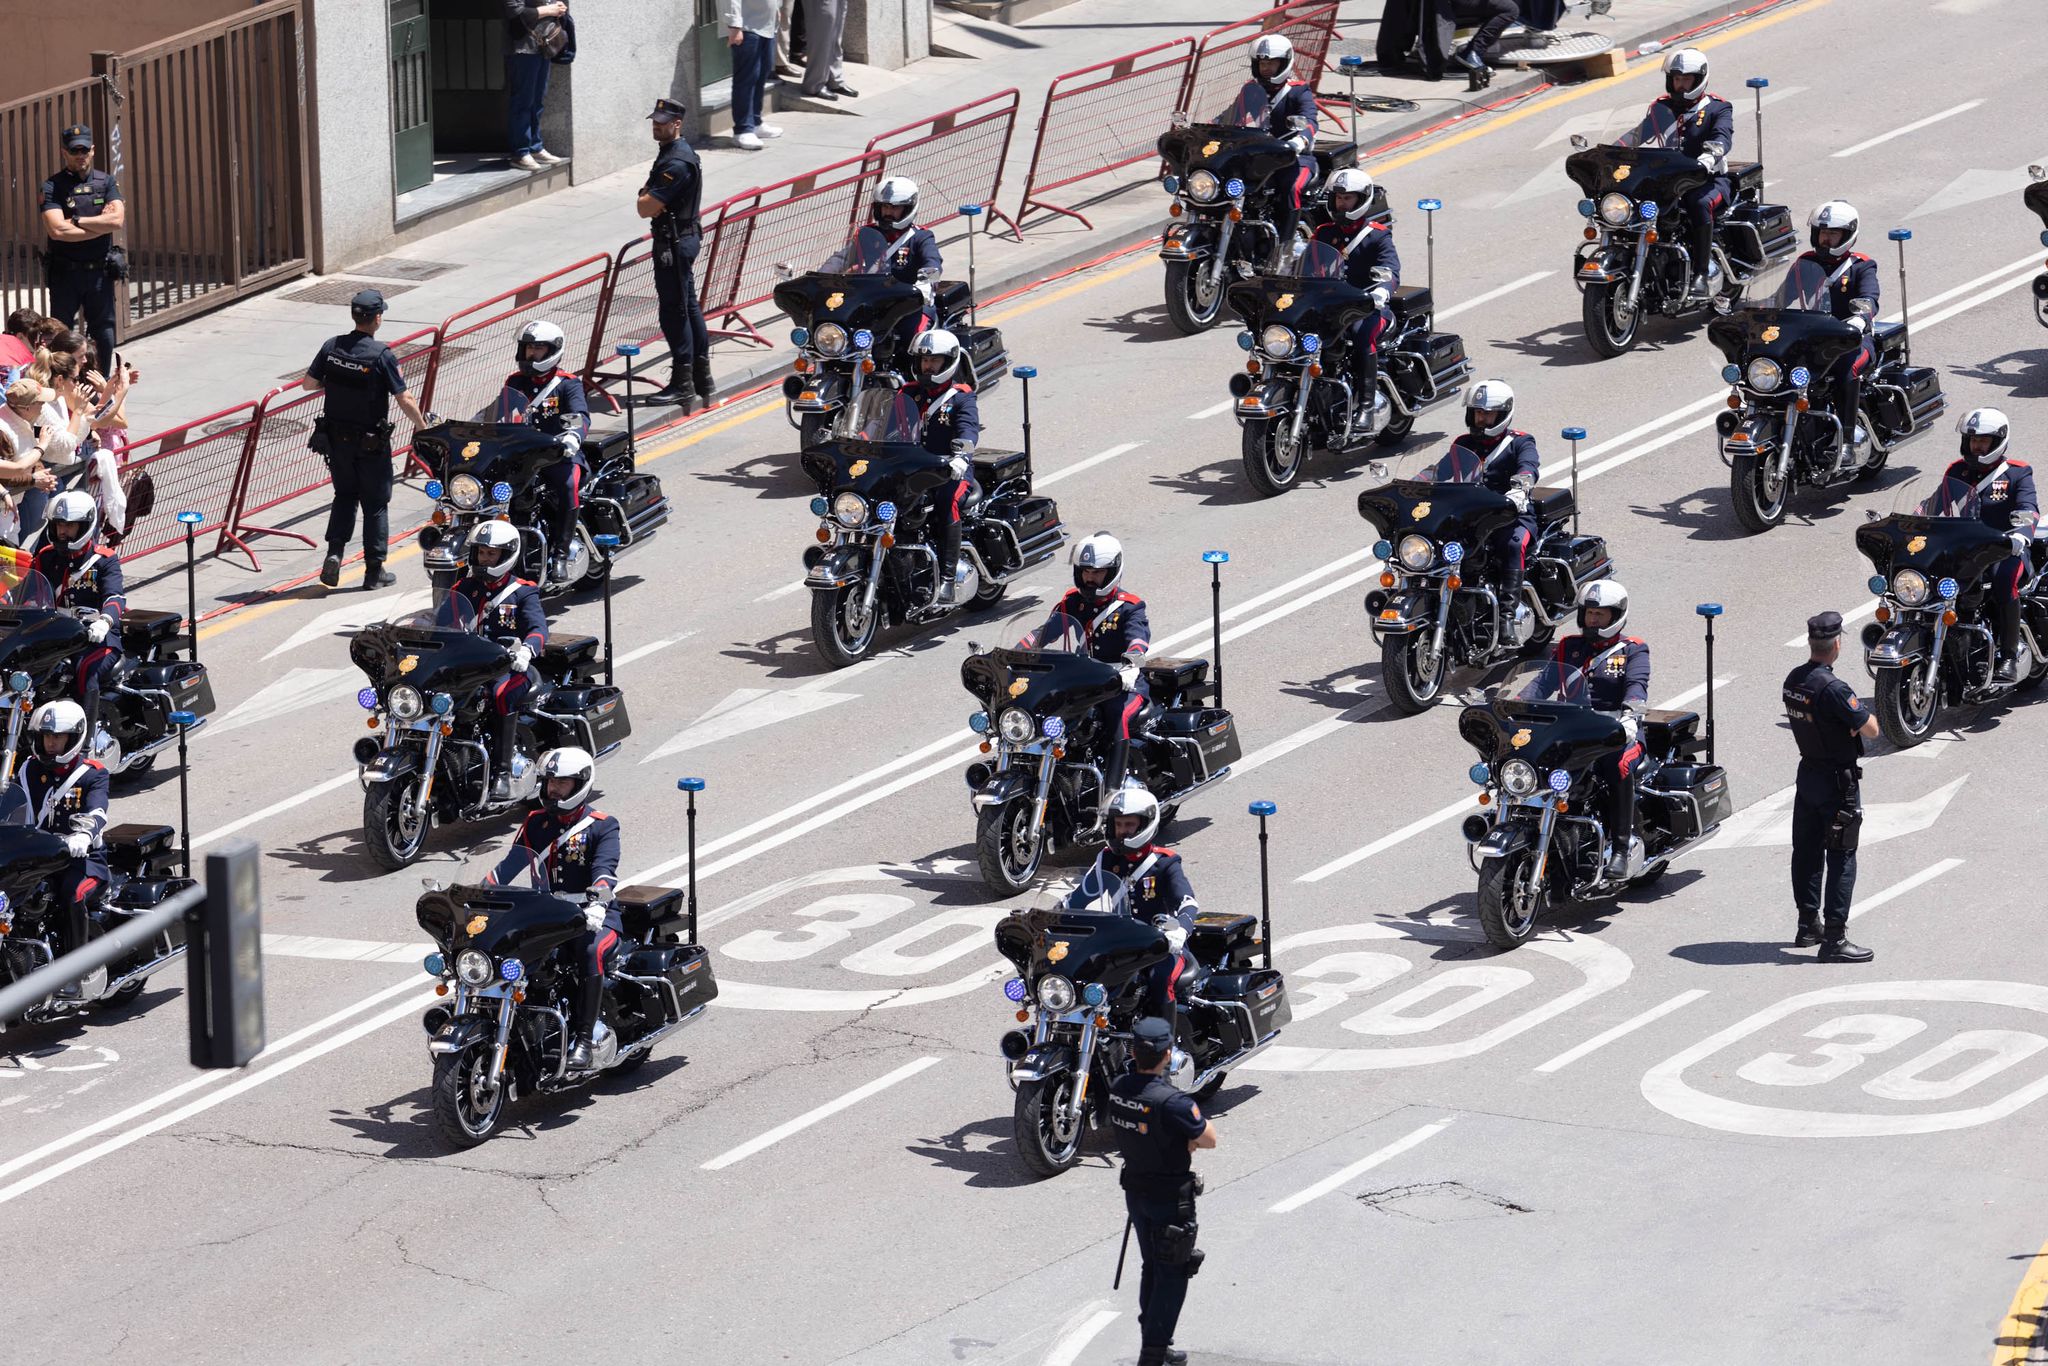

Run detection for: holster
[[1826, 771, 1863, 852]]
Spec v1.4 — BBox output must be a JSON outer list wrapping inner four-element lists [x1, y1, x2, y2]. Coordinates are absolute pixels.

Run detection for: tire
[[1376, 405, 1416, 447], [1875, 663, 1940, 749], [1012, 1074, 1086, 1178], [810, 585, 880, 669], [1381, 632, 1448, 715], [1628, 859, 1669, 889], [1581, 281, 1641, 359], [1477, 849, 1547, 950], [970, 577, 1008, 612], [97, 980, 146, 1010], [976, 799, 1045, 896], [1163, 259, 1226, 335], [364, 774, 430, 871], [1729, 452, 1790, 533], [2020, 638, 2048, 694], [118, 754, 156, 779], [431, 1048, 509, 1149], [1240, 416, 1306, 498], [1193, 1071, 1226, 1102]]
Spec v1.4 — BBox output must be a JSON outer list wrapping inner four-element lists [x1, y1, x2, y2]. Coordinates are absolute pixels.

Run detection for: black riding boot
[[490, 711, 519, 802], [1994, 593, 2022, 683], [936, 516, 963, 606], [692, 356, 715, 404], [568, 970, 603, 1069], [1349, 355, 1380, 435]]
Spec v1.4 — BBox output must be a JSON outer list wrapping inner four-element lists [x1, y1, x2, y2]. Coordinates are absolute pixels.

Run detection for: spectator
[[39, 125, 123, 374], [0, 309, 46, 382], [0, 378, 63, 544], [800, 0, 858, 102], [724, 0, 784, 151], [504, 1, 570, 172], [775, 0, 803, 79]]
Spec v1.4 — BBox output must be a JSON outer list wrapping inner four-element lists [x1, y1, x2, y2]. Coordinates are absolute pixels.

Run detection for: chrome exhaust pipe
[[101, 942, 187, 998]]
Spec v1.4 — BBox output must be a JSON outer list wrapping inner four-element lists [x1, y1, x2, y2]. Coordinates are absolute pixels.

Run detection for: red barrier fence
[[115, 401, 264, 567], [1178, 0, 1341, 127], [865, 90, 1023, 240], [698, 152, 882, 348], [1015, 38, 1197, 230], [421, 253, 614, 427]]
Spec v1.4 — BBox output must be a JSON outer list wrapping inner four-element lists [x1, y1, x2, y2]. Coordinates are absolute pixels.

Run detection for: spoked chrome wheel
[[1163, 259, 1226, 334], [1478, 848, 1547, 949], [1875, 662, 1940, 748], [1582, 281, 1641, 358], [364, 774, 429, 870], [811, 586, 880, 668], [976, 798, 1044, 895], [1013, 1074, 1085, 1178], [431, 1047, 509, 1149], [1240, 416, 1305, 497], [1382, 633, 1448, 715], [1729, 452, 1790, 533]]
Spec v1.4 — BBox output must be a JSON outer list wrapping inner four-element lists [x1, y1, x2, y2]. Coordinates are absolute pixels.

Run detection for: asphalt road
[[7, 0, 2048, 1362]]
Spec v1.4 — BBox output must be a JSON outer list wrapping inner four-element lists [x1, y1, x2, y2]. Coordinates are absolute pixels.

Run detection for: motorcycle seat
[[1389, 285, 1433, 320], [1641, 708, 1702, 760], [119, 608, 183, 650], [933, 279, 973, 320], [540, 633, 600, 672], [1529, 485, 1575, 525]]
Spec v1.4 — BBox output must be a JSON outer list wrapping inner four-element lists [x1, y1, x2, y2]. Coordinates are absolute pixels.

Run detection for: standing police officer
[[1782, 611, 1878, 962], [1109, 1015, 1216, 1366], [39, 124, 124, 373], [302, 289, 428, 590], [639, 98, 712, 411]]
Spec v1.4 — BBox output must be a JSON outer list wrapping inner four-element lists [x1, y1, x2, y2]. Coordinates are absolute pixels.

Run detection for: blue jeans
[[731, 31, 773, 134], [506, 53, 551, 157]]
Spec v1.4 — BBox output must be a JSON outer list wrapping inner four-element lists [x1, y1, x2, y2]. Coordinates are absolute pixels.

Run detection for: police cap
[[349, 288, 388, 316], [60, 124, 94, 151], [1806, 611, 1844, 642], [647, 97, 688, 124], [1131, 1016, 1174, 1061]]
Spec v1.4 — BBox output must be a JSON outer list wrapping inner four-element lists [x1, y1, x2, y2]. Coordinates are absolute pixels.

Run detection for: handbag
[[530, 16, 572, 60]]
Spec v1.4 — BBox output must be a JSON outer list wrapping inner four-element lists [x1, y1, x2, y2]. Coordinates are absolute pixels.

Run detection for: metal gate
[[391, 0, 434, 194]]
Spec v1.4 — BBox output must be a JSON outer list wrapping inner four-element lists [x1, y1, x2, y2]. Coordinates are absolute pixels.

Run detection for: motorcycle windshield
[[414, 880, 588, 969], [991, 900, 1169, 991], [0, 784, 30, 827], [1771, 257, 1835, 311], [1464, 663, 1623, 771], [1356, 452, 1513, 545], [1221, 85, 1274, 129], [401, 591, 483, 636], [826, 226, 897, 276], [1009, 605, 1089, 655], [1387, 449, 1484, 485], [2, 570, 53, 611], [1296, 241, 1346, 281], [1499, 661, 1592, 707], [960, 608, 1122, 717], [860, 393, 925, 445], [1615, 102, 1682, 150]]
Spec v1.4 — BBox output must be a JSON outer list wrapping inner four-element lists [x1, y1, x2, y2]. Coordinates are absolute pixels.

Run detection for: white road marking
[[191, 770, 358, 849], [1229, 691, 1377, 779], [754, 579, 808, 603], [1533, 989, 1708, 1073], [1703, 775, 1965, 851], [718, 965, 1007, 1012], [1267, 1119, 1452, 1214], [643, 682, 861, 761], [1038, 441, 1143, 489], [260, 589, 430, 661], [1904, 160, 2048, 220], [262, 934, 432, 964], [615, 629, 699, 667], [1041, 1309, 1120, 1366], [1848, 857, 1964, 921], [1784, 600, 1878, 647], [700, 1056, 943, 1170], [1189, 399, 1236, 420], [206, 666, 363, 739], [1833, 100, 1983, 158], [1434, 271, 1555, 322]]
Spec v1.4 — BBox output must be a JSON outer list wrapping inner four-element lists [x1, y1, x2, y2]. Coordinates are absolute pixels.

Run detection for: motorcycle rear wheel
[[1241, 416, 1305, 497], [1163, 259, 1226, 335], [1875, 663, 1939, 748], [1381, 633, 1447, 715], [364, 775, 429, 871], [1375, 408, 1416, 447], [811, 586, 880, 668], [431, 1048, 509, 1148], [1013, 1075, 1085, 1178], [1729, 452, 1790, 532], [1581, 282, 1641, 358], [1854, 402, 1891, 480], [1478, 849, 1546, 949], [976, 798, 1044, 895]]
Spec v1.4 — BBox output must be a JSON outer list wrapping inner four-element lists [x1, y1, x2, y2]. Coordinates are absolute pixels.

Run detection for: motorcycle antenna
[[593, 533, 620, 686], [958, 205, 982, 326], [616, 343, 641, 458], [1888, 227, 1914, 367], [678, 776, 704, 945], [1012, 365, 1036, 465], [1745, 77, 1768, 163], [1203, 550, 1229, 707], [1562, 427, 1586, 537], [1418, 198, 1443, 298], [176, 510, 204, 664], [1696, 603, 1723, 765], [171, 709, 198, 877], [1339, 54, 1365, 151], [1250, 800, 1277, 968]]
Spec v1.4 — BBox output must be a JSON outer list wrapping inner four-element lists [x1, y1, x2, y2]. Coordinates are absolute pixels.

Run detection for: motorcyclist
[[1026, 533, 1152, 792], [1797, 201, 1881, 468], [1306, 168, 1400, 436], [493, 319, 592, 585], [824, 175, 942, 355], [902, 329, 981, 606], [1064, 786, 1199, 1027], [1545, 580, 1650, 878], [449, 519, 549, 801], [485, 747, 620, 1071], [1625, 48, 1733, 299], [1223, 33, 1319, 269], [15, 701, 109, 1000], [1944, 408, 2038, 684], [1445, 380, 1540, 608], [31, 489, 125, 744]]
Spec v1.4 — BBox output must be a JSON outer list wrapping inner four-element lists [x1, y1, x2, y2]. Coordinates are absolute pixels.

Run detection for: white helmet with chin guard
[[1103, 784, 1162, 854], [1071, 532, 1124, 601], [1250, 33, 1295, 89], [46, 489, 98, 552], [1325, 167, 1376, 223], [1807, 200, 1860, 259], [515, 320, 566, 378], [1465, 379, 1516, 439], [535, 747, 595, 812], [908, 328, 963, 386], [1957, 407, 2011, 466], [468, 519, 521, 583], [1577, 579, 1630, 641], [1662, 48, 1709, 105], [872, 176, 919, 228], [30, 699, 88, 766]]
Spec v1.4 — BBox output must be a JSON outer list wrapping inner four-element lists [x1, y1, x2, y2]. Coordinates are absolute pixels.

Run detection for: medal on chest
[[1605, 654, 1626, 676], [1990, 478, 2009, 502]]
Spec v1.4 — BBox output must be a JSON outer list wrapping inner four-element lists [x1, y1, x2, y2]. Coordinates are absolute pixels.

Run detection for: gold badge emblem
[[849, 459, 869, 477], [826, 291, 844, 309], [1275, 293, 1295, 310], [1613, 165, 1631, 181], [1202, 140, 1221, 157], [1048, 941, 1070, 963], [1510, 728, 1532, 749], [1007, 679, 1029, 698], [1761, 325, 1781, 343], [461, 441, 481, 458], [398, 655, 419, 675], [1908, 535, 1927, 553], [1412, 501, 1432, 518], [465, 915, 488, 936]]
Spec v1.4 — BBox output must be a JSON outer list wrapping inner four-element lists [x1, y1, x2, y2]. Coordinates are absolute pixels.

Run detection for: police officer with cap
[[302, 289, 428, 590], [638, 97, 712, 411], [39, 123, 124, 372], [1782, 610, 1878, 962], [1108, 1015, 1217, 1366]]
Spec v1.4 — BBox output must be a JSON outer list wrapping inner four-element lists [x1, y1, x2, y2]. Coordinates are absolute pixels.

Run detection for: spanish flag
[[0, 543, 32, 592]]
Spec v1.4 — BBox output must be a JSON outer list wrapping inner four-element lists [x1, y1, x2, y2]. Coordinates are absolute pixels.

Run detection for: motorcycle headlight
[[5, 670, 27, 694], [446, 474, 484, 510], [1397, 533, 1435, 571], [831, 492, 868, 528], [1260, 324, 1296, 359], [1037, 975, 1076, 1013], [388, 685, 425, 721], [1745, 358, 1784, 393], [998, 707, 1035, 744], [1185, 169, 1220, 203], [455, 949, 493, 987], [813, 322, 849, 357], [1598, 192, 1634, 226], [1892, 568, 1930, 607], [1499, 759, 1539, 797]]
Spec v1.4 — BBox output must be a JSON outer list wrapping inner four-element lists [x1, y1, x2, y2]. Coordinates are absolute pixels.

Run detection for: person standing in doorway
[[638, 99, 712, 410], [504, 1, 570, 171], [799, 0, 858, 101], [39, 125, 123, 375], [724, 0, 785, 152]]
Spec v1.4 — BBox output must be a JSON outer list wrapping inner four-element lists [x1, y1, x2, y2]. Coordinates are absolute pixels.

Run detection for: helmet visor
[[38, 729, 71, 758], [872, 199, 911, 226], [471, 540, 513, 571], [1964, 432, 2004, 460], [918, 352, 952, 377], [1665, 70, 1702, 97], [1077, 563, 1115, 591], [1254, 56, 1287, 81], [543, 775, 581, 805], [49, 518, 88, 545]]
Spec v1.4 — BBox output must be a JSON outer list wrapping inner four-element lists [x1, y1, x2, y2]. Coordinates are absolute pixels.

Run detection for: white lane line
[[1039, 441, 1143, 489], [700, 1056, 942, 1170], [1784, 600, 1878, 648], [191, 770, 358, 849], [1229, 693, 1377, 779], [1267, 1119, 1451, 1214], [1848, 857, 1964, 921], [616, 629, 699, 667], [262, 934, 432, 964], [754, 580, 808, 603], [1832, 100, 1983, 158], [1042, 1309, 1120, 1366], [1658, 675, 1736, 710], [1434, 271, 1555, 322], [1533, 989, 1709, 1073], [1189, 399, 1236, 420]]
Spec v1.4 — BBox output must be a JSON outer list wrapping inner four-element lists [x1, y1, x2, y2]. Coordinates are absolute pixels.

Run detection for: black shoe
[[320, 553, 342, 588], [567, 1036, 594, 1070], [802, 85, 839, 101], [827, 80, 859, 97], [1166, 1349, 1188, 1366], [651, 378, 696, 412], [1690, 273, 1710, 297], [1794, 920, 1824, 948], [1817, 937, 1874, 963], [1996, 656, 2019, 685], [363, 565, 396, 589], [692, 361, 715, 402], [1449, 42, 1486, 73]]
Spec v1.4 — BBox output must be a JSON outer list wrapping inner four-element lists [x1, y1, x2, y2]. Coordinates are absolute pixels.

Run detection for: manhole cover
[[1499, 29, 1619, 64], [279, 278, 418, 307], [1349, 94, 1420, 113], [352, 257, 462, 282]]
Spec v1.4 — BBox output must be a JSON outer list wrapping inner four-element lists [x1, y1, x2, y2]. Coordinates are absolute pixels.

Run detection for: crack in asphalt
[[392, 1228, 506, 1296], [1352, 1179, 1534, 1221]]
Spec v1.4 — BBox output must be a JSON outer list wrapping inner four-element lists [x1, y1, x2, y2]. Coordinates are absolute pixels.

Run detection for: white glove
[[508, 643, 534, 673], [582, 900, 605, 931], [1155, 918, 1189, 955], [1507, 487, 1530, 513], [64, 833, 90, 858], [2010, 532, 2032, 557], [1369, 286, 1391, 310], [916, 279, 935, 305], [1118, 663, 1141, 690], [1696, 152, 1717, 171], [947, 455, 969, 480], [557, 430, 581, 456], [85, 616, 109, 644], [1620, 713, 1639, 744]]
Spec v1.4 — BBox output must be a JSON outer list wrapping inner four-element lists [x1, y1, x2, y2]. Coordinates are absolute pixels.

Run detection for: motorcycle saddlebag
[[1195, 967, 1290, 1054], [1641, 762, 1733, 840], [109, 875, 197, 916], [581, 684, 631, 755], [957, 325, 1008, 390], [102, 822, 179, 880], [1156, 706, 1242, 782], [1563, 533, 1612, 583], [1723, 202, 1796, 267], [130, 659, 216, 719], [621, 941, 719, 1020], [616, 884, 687, 941], [983, 493, 1059, 541], [1189, 910, 1260, 972], [1141, 656, 1209, 705], [1423, 331, 1470, 392]]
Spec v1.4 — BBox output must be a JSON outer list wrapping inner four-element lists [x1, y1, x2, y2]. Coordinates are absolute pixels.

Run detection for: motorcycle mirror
[[1367, 461, 1389, 479], [774, 262, 796, 281], [1569, 134, 1590, 150], [421, 877, 448, 893], [1865, 509, 1880, 522], [2032, 165, 2045, 182], [966, 639, 984, 655]]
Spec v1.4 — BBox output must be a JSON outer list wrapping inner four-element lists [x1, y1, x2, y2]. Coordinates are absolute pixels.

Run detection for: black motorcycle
[[0, 571, 215, 783], [1566, 101, 1797, 357], [1855, 472, 2048, 748], [800, 387, 1066, 668], [416, 852, 717, 1148], [1458, 658, 1732, 948], [413, 421, 669, 597], [348, 591, 631, 870], [774, 226, 1009, 451], [961, 606, 1241, 895], [993, 861, 1288, 1178], [1225, 242, 1472, 495], [2027, 167, 2048, 327], [1712, 251, 1946, 532], [1359, 450, 1615, 714]]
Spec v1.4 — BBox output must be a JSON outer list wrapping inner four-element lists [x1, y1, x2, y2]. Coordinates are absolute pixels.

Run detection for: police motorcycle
[[1712, 244, 1946, 533], [774, 226, 1008, 453], [1458, 654, 1732, 949], [1854, 473, 2048, 748], [348, 591, 631, 870], [961, 606, 1241, 895], [1226, 242, 1471, 496], [801, 386, 1066, 668], [415, 844, 717, 1148], [1359, 450, 1615, 714], [0, 571, 214, 783], [2027, 166, 2048, 327], [412, 420, 669, 597], [1566, 97, 1797, 358]]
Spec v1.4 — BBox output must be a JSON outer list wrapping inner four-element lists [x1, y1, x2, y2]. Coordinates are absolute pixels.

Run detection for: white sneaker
[[512, 153, 544, 171], [535, 148, 566, 165], [734, 131, 764, 151], [755, 122, 784, 139]]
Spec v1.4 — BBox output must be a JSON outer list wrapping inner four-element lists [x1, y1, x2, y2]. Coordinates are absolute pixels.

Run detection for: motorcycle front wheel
[[1241, 415, 1306, 497], [976, 798, 1044, 895], [1163, 259, 1226, 335], [811, 586, 880, 668], [1478, 848, 1547, 949], [1875, 662, 1939, 748], [432, 1048, 509, 1149], [1581, 281, 1642, 358], [1381, 632, 1447, 715], [1013, 1074, 1086, 1178], [1729, 452, 1790, 533], [364, 775, 429, 871]]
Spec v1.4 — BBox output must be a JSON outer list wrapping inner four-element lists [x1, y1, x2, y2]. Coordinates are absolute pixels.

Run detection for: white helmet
[[535, 747, 595, 813], [468, 519, 521, 583], [1325, 167, 1376, 223], [46, 489, 98, 552], [1957, 407, 2010, 466], [1104, 784, 1162, 854], [1807, 200, 1860, 259], [30, 699, 88, 766], [1662, 48, 1709, 105], [515, 319, 566, 378], [908, 328, 963, 386], [1465, 379, 1516, 439], [872, 176, 919, 227], [1250, 33, 1295, 89], [1071, 532, 1124, 601], [1577, 580, 1629, 641]]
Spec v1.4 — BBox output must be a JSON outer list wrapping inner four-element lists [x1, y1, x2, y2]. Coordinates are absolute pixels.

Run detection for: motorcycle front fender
[[971, 768, 1037, 812], [362, 746, 422, 786], [788, 369, 848, 414], [1371, 587, 1438, 637], [1864, 621, 1932, 671], [1010, 1041, 1075, 1084], [1475, 817, 1535, 863], [427, 1014, 495, 1057], [804, 543, 868, 590], [1574, 242, 1627, 287]]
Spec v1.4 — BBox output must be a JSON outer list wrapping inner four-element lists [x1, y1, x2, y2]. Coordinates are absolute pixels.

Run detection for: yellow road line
[[1995, 1240, 2048, 1365]]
